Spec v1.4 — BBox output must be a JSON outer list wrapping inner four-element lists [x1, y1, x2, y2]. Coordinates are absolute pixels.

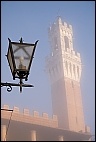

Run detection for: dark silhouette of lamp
[[1, 38, 39, 93]]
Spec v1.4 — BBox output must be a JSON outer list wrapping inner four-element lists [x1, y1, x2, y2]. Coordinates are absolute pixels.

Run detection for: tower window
[[69, 62, 72, 76], [77, 66, 79, 78], [73, 64, 75, 78], [54, 37, 58, 50], [65, 61, 68, 73], [64, 36, 69, 49]]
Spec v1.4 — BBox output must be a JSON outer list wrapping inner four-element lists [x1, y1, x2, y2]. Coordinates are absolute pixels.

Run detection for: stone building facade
[[1, 104, 91, 141]]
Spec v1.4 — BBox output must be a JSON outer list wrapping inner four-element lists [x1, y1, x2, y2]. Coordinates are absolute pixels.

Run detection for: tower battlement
[[57, 17, 73, 35], [49, 18, 73, 34], [1, 104, 58, 128], [65, 48, 81, 62]]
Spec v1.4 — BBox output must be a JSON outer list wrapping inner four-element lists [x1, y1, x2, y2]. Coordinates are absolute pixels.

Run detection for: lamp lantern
[[1, 38, 39, 93]]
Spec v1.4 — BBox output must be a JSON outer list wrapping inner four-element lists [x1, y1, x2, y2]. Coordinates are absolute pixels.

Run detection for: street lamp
[[1, 38, 39, 93]]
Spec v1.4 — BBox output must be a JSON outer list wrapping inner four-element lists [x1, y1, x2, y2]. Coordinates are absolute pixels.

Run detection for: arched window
[[64, 36, 69, 49], [73, 64, 75, 78], [69, 62, 72, 76], [77, 66, 79, 78], [54, 37, 58, 50], [65, 61, 68, 73]]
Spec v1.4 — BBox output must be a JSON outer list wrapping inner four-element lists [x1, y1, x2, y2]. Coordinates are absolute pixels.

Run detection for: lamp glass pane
[[12, 43, 34, 70], [7, 48, 14, 73]]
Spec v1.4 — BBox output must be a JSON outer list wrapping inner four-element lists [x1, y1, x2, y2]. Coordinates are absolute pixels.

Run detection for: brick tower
[[46, 17, 85, 132]]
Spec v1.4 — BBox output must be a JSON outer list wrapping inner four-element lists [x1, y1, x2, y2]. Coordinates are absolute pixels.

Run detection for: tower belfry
[[46, 17, 85, 132]]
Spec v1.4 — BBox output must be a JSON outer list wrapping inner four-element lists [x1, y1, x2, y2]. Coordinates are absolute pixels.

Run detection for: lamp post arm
[[1, 82, 34, 93]]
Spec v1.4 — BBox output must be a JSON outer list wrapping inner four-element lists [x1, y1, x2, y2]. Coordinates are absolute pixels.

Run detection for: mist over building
[[1, 17, 92, 141]]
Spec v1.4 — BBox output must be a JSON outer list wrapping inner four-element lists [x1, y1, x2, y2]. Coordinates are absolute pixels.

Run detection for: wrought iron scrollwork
[[7, 85, 12, 92], [1, 82, 34, 93], [1, 82, 12, 92]]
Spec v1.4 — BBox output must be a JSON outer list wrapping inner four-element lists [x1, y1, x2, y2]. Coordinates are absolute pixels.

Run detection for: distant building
[[1, 17, 92, 141]]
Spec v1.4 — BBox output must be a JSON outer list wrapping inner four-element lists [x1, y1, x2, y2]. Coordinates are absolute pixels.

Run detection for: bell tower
[[46, 17, 85, 132]]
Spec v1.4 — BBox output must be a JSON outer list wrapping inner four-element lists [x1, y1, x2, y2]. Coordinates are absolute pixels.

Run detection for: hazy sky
[[1, 1, 95, 139]]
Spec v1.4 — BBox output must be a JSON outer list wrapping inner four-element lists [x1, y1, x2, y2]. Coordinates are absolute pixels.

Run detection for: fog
[[1, 1, 95, 141]]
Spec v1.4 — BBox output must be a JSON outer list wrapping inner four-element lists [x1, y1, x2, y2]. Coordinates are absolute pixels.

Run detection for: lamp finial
[[19, 37, 23, 43]]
